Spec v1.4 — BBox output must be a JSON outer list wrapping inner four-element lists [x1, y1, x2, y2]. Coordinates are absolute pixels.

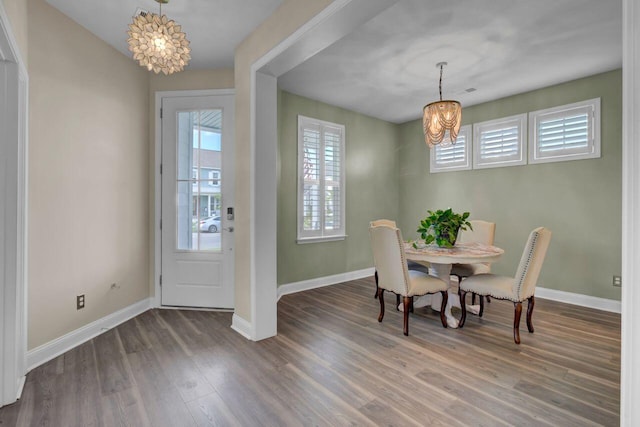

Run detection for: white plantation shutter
[[529, 98, 600, 164], [430, 125, 471, 173], [473, 113, 527, 169], [298, 116, 346, 242]]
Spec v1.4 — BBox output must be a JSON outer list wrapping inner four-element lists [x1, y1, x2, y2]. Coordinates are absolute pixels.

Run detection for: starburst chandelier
[[423, 62, 461, 147], [127, 0, 191, 75]]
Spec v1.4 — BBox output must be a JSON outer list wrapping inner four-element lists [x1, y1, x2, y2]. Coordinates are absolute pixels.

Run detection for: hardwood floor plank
[[0, 277, 621, 426], [93, 329, 133, 396]]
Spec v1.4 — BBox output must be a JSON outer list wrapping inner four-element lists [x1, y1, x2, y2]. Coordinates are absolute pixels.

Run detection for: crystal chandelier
[[127, 0, 191, 75], [423, 62, 461, 147]]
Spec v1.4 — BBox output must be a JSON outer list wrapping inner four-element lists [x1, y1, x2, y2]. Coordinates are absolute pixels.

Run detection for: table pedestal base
[[407, 263, 480, 328]]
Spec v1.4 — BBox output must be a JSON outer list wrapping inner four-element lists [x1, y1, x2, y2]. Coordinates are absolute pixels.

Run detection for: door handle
[[224, 226, 234, 232]]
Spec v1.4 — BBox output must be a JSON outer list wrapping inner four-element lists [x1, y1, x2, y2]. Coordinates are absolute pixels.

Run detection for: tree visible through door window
[[297, 115, 346, 243]]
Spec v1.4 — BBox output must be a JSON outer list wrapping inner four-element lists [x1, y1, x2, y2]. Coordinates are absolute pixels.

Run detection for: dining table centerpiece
[[415, 208, 472, 248]]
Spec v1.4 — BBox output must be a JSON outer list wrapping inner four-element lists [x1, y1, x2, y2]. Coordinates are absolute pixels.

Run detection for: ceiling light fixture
[[127, 0, 191, 75], [423, 62, 461, 147]]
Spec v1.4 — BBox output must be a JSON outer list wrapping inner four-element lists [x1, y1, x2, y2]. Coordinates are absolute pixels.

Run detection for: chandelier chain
[[439, 64, 443, 101]]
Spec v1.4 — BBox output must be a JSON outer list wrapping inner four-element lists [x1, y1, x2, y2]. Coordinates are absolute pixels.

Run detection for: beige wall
[[2, 0, 27, 62], [234, 0, 332, 322], [27, 0, 150, 349], [147, 69, 234, 296]]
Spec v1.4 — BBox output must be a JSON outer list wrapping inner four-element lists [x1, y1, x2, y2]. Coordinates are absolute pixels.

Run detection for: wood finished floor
[[0, 277, 620, 426]]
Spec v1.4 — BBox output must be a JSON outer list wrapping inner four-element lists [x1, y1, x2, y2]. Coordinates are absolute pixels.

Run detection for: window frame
[[473, 113, 528, 169], [297, 115, 346, 243], [430, 125, 472, 173], [528, 98, 601, 164]]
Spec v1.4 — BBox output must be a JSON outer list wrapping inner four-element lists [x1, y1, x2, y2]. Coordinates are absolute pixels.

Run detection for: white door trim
[[0, 2, 28, 407], [621, 0, 640, 424], [240, 0, 400, 341], [153, 89, 235, 308]]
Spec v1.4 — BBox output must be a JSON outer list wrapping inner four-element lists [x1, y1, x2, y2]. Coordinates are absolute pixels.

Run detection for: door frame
[[153, 89, 235, 308], [0, 2, 28, 407]]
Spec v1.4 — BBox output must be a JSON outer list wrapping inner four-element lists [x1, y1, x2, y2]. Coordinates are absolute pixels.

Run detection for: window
[[430, 125, 472, 173], [208, 169, 221, 186], [297, 115, 346, 243], [529, 98, 600, 164], [473, 113, 527, 169]]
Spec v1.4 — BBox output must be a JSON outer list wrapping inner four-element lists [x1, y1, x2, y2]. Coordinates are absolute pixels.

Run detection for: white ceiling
[[45, 0, 284, 69], [46, 0, 621, 124], [279, 0, 623, 123]]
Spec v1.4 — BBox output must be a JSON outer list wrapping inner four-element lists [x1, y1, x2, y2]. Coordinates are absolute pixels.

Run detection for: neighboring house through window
[[297, 115, 346, 243]]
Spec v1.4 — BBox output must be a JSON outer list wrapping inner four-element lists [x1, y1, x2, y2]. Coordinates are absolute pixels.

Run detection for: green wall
[[278, 70, 622, 301], [277, 90, 400, 284], [398, 69, 622, 300]]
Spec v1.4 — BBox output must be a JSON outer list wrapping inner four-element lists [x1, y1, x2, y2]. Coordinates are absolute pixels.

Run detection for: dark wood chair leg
[[409, 296, 414, 313], [513, 302, 523, 344], [439, 291, 448, 328], [402, 296, 411, 336], [526, 296, 535, 333], [479, 294, 485, 317], [486, 295, 491, 303], [374, 270, 379, 299], [396, 294, 400, 311], [377, 288, 385, 322], [471, 293, 476, 305], [459, 289, 467, 327]]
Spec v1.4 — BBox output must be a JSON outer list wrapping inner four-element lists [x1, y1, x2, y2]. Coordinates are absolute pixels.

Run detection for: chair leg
[[486, 295, 491, 303], [479, 294, 485, 317], [377, 288, 385, 322], [526, 296, 535, 333], [374, 270, 379, 299], [402, 296, 412, 336], [439, 291, 448, 328], [396, 294, 401, 311], [471, 293, 476, 305], [459, 289, 467, 327], [513, 302, 523, 344]]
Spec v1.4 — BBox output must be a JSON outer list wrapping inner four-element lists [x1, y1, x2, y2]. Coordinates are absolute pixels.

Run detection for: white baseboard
[[26, 298, 153, 371], [231, 313, 253, 340], [536, 287, 621, 313], [275, 268, 620, 315], [277, 267, 375, 300]]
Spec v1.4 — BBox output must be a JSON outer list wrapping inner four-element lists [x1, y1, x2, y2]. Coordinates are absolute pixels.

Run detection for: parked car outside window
[[199, 216, 221, 233]]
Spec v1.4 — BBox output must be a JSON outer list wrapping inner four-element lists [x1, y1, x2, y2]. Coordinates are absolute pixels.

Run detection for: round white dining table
[[404, 241, 504, 328]]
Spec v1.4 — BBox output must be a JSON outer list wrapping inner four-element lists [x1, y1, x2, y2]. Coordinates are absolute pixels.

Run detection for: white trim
[[296, 235, 347, 244], [153, 89, 235, 309], [0, 1, 28, 408], [536, 287, 621, 313], [528, 98, 601, 164], [277, 267, 375, 301], [246, 0, 398, 342], [473, 113, 528, 169], [621, 0, 640, 424], [26, 298, 153, 372], [297, 115, 346, 241], [230, 313, 253, 340], [430, 125, 472, 173]]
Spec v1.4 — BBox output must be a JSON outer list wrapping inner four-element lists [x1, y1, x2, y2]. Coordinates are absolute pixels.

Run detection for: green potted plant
[[415, 208, 472, 248]]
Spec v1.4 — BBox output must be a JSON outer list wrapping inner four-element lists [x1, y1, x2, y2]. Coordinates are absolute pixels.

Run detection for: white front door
[[161, 93, 234, 308]]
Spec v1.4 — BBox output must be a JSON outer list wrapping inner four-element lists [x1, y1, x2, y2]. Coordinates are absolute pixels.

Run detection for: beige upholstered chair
[[369, 222, 449, 336], [450, 220, 496, 315], [458, 227, 552, 344], [370, 219, 428, 302]]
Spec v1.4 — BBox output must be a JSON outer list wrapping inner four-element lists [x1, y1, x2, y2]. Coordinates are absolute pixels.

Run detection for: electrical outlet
[[77, 294, 85, 310], [613, 275, 622, 287]]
